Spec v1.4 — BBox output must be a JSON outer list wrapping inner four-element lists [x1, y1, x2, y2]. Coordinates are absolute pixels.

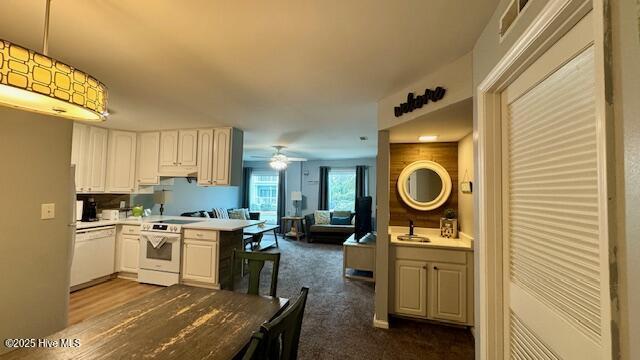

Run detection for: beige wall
[[611, 0, 640, 358], [0, 108, 73, 354], [378, 52, 473, 130], [457, 132, 474, 237]]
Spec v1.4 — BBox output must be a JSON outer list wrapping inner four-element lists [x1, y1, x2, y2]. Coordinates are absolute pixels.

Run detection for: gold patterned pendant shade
[[0, 39, 108, 121]]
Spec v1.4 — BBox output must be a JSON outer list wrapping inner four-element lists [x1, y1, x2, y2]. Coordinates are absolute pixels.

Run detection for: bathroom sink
[[397, 234, 430, 242]]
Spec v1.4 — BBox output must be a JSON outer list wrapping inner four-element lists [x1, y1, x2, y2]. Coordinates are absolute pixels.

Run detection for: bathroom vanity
[[389, 227, 474, 326]]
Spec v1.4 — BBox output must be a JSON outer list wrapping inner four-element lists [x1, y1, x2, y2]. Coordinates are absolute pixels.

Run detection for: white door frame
[[475, 0, 619, 359]]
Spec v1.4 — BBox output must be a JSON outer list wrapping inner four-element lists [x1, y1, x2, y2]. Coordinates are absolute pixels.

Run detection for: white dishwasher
[[70, 226, 116, 288]]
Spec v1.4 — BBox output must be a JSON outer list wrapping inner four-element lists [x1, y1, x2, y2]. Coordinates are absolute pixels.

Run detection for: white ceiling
[[0, 0, 497, 159], [389, 98, 473, 143]]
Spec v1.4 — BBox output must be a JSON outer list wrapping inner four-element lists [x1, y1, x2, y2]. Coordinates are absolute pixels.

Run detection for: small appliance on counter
[[81, 198, 98, 222], [101, 209, 120, 221]]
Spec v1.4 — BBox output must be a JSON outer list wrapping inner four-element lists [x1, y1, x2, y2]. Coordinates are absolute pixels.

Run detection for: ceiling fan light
[[0, 40, 108, 121], [270, 159, 288, 170]]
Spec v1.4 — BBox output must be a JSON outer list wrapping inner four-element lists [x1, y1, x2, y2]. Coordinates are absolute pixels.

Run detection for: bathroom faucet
[[409, 220, 414, 236]]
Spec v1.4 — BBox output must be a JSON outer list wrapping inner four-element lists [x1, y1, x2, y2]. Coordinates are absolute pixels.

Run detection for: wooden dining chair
[[246, 287, 309, 360], [231, 250, 281, 297]]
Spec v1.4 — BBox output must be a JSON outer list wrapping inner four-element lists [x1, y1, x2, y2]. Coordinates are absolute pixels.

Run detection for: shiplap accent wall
[[389, 142, 458, 228]]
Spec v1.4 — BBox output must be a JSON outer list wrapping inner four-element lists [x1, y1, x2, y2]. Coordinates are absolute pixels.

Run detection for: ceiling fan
[[251, 146, 307, 170]]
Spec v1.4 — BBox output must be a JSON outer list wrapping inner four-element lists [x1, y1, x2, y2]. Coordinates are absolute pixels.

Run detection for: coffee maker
[[81, 197, 98, 222]]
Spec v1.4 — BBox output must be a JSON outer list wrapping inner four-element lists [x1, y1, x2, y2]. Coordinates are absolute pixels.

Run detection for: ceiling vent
[[500, 0, 530, 40]]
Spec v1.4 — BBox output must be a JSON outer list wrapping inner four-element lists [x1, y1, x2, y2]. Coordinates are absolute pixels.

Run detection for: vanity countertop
[[389, 226, 473, 251]]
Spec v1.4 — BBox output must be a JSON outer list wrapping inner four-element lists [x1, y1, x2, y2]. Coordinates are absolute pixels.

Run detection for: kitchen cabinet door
[[159, 131, 178, 166], [86, 126, 109, 193], [106, 130, 137, 193], [119, 235, 140, 273], [71, 123, 89, 193], [211, 128, 231, 185], [178, 130, 198, 166], [197, 129, 214, 185], [182, 239, 218, 284], [137, 132, 160, 185], [395, 259, 427, 317], [428, 262, 466, 323]]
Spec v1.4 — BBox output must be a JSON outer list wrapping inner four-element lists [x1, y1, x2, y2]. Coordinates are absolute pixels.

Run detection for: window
[[328, 168, 356, 211], [249, 170, 279, 224]]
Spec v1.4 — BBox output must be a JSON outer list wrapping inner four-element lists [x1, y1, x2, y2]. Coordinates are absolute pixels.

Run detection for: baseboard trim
[[373, 314, 390, 329]]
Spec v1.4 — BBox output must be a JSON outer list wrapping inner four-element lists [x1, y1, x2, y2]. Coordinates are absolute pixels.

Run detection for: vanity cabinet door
[[182, 239, 218, 284], [428, 262, 466, 323], [395, 259, 427, 317]]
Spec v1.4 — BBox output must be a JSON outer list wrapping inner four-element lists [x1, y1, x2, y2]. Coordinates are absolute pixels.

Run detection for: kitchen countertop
[[389, 226, 473, 251], [76, 215, 264, 231]]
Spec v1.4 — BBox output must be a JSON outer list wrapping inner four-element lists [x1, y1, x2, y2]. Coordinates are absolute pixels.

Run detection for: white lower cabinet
[[392, 247, 473, 325], [182, 239, 219, 284], [119, 235, 140, 273], [428, 262, 466, 323], [395, 260, 428, 317]]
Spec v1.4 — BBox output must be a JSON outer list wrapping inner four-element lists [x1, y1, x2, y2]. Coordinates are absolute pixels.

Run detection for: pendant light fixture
[[0, 0, 108, 121]]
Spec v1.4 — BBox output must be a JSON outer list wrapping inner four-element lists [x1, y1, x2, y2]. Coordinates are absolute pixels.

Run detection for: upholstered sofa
[[304, 211, 355, 243]]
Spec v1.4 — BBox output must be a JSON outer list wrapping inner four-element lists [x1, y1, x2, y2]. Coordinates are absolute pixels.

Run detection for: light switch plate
[[41, 203, 55, 219]]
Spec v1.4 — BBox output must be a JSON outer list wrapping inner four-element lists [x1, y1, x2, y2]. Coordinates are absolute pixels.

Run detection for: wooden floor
[[68, 278, 162, 326]]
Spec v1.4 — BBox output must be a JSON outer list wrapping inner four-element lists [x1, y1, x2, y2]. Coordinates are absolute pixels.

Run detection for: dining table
[[1, 285, 288, 360]]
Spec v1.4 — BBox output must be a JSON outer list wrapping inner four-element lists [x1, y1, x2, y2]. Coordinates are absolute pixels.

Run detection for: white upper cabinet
[[159, 130, 179, 166], [197, 129, 214, 185], [178, 130, 198, 166], [106, 130, 137, 193], [86, 126, 109, 193], [212, 128, 231, 185], [71, 123, 90, 192], [158, 130, 199, 176], [197, 127, 243, 186], [137, 132, 160, 185]]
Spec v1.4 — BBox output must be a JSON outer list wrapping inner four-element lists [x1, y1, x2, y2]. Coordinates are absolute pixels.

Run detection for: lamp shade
[[291, 191, 302, 201], [0, 40, 108, 121], [154, 190, 172, 204]]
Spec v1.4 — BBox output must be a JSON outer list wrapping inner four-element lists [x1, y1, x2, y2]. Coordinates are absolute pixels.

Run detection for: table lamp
[[291, 191, 302, 216], [154, 190, 173, 216]]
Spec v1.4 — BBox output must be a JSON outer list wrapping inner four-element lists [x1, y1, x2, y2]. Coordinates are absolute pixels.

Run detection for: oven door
[[139, 232, 181, 273]]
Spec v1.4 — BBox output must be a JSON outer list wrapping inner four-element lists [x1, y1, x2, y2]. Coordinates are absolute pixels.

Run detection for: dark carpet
[[235, 235, 475, 360]]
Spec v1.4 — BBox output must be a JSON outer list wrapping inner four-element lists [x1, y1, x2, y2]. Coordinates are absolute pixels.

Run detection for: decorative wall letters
[[394, 86, 446, 117]]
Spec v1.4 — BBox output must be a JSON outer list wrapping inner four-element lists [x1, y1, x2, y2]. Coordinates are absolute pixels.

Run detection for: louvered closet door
[[501, 12, 612, 360]]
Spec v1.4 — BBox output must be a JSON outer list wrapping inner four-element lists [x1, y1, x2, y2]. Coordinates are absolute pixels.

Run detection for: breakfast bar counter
[[76, 215, 263, 231]]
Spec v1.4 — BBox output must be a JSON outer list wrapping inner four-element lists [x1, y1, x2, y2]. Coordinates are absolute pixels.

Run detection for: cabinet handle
[[433, 266, 438, 270]]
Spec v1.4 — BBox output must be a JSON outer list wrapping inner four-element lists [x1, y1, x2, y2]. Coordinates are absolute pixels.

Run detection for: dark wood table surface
[[2, 285, 288, 360]]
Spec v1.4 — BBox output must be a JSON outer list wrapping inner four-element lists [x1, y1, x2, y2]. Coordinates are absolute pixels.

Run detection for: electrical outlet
[[41, 203, 55, 220]]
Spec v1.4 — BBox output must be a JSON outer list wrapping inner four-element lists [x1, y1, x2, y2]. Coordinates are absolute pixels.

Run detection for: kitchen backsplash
[[77, 194, 131, 212]]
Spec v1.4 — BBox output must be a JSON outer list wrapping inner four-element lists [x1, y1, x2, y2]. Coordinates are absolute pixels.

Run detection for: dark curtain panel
[[277, 169, 286, 233], [241, 167, 252, 209], [318, 166, 330, 210], [355, 165, 368, 200]]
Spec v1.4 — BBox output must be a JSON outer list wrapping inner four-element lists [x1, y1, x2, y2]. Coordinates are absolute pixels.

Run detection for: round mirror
[[397, 160, 452, 211]]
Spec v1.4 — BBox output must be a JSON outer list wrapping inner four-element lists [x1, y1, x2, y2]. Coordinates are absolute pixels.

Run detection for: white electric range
[[138, 219, 202, 286]]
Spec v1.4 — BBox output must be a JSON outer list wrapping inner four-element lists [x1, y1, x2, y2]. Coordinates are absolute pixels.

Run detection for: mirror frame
[[397, 160, 452, 211]]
